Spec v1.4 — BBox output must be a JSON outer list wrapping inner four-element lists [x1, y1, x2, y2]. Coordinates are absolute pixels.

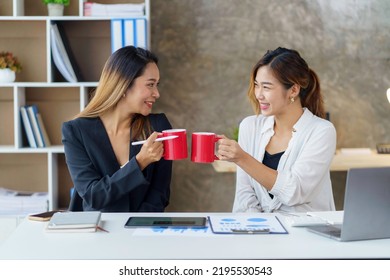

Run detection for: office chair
[[68, 187, 83, 211]]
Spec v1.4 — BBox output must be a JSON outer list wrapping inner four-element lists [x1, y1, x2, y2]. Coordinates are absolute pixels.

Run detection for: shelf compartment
[[50, 20, 111, 82], [0, 20, 46, 82], [0, 153, 48, 193], [0, 0, 13, 16], [24, 87, 80, 146], [24, 0, 79, 17], [0, 152, 65, 211]]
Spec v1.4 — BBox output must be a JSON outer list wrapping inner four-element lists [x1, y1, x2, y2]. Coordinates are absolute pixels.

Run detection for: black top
[[263, 150, 285, 199]]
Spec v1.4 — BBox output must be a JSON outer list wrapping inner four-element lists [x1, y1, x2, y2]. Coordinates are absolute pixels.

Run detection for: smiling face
[[123, 62, 160, 116], [254, 66, 294, 117]]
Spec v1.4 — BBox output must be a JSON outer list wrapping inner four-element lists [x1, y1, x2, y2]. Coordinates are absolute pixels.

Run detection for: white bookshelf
[[0, 0, 150, 211]]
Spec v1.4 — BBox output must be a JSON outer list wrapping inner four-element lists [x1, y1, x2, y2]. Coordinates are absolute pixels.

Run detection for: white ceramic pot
[[0, 68, 16, 83], [48, 3, 64, 16]]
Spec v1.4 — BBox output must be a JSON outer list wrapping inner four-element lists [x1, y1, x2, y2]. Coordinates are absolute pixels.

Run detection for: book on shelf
[[27, 105, 44, 148], [111, 18, 147, 53], [36, 112, 51, 147], [22, 105, 51, 148], [111, 19, 124, 53], [46, 211, 102, 233], [134, 18, 147, 49], [84, 2, 145, 17], [20, 106, 37, 148], [123, 19, 134, 47], [50, 22, 83, 83]]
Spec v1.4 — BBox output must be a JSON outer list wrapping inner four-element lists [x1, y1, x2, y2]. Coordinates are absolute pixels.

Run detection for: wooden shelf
[[330, 149, 390, 171]]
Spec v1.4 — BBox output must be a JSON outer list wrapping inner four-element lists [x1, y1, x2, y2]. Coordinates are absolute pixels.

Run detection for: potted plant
[[42, 0, 70, 16], [0, 52, 22, 83]]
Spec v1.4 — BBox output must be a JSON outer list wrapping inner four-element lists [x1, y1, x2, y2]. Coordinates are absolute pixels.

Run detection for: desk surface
[[1, 212, 389, 260]]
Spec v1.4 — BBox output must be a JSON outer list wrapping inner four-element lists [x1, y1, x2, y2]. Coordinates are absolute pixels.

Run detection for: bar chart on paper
[[208, 215, 288, 234]]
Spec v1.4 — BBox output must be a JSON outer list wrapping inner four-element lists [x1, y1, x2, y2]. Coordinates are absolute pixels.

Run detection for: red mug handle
[[214, 136, 222, 160]]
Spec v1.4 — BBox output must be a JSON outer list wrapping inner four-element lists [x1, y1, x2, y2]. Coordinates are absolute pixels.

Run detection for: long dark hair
[[76, 46, 159, 140], [248, 47, 325, 118]]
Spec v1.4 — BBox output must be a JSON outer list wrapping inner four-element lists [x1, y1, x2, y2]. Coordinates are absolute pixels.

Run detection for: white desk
[[0, 212, 389, 260]]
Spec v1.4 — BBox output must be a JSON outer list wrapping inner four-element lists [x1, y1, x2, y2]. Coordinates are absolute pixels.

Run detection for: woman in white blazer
[[217, 47, 336, 213]]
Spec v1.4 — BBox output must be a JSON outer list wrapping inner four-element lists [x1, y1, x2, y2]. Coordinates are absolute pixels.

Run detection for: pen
[[131, 135, 178, 146]]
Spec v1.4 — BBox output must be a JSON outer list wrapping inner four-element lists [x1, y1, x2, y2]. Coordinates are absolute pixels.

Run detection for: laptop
[[306, 167, 390, 241]]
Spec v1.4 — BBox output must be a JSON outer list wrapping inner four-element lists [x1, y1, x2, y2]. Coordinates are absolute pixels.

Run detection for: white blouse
[[232, 108, 336, 213]]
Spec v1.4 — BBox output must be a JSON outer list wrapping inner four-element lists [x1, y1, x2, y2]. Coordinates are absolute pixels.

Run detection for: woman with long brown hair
[[62, 46, 172, 212], [218, 47, 336, 213]]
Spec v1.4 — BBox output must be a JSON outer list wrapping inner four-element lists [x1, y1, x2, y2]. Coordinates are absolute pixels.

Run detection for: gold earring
[[290, 96, 295, 103]]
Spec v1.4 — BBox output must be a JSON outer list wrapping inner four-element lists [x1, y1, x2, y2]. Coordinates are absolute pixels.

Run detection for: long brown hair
[[75, 46, 158, 140], [248, 47, 325, 118]]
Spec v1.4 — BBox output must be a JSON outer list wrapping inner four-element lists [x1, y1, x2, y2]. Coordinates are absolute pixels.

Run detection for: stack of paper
[[0, 187, 48, 215], [84, 2, 145, 17]]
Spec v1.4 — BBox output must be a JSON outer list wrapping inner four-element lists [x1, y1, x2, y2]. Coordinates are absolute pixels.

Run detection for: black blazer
[[62, 113, 172, 212]]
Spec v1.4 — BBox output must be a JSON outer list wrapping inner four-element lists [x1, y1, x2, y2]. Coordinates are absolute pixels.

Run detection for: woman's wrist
[[135, 154, 148, 170]]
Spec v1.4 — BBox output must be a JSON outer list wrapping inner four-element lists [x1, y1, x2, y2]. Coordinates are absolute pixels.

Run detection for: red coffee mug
[[162, 129, 188, 160], [191, 132, 222, 163]]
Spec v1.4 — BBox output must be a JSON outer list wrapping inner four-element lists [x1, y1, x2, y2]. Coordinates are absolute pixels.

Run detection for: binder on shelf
[[50, 22, 83, 82], [27, 105, 51, 148], [111, 19, 124, 53], [135, 18, 147, 49], [20, 106, 37, 148], [27, 105, 44, 148], [111, 18, 148, 53], [123, 19, 135, 47]]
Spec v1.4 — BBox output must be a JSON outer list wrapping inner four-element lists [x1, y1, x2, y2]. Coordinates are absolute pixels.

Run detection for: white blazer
[[233, 108, 336, 213]]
